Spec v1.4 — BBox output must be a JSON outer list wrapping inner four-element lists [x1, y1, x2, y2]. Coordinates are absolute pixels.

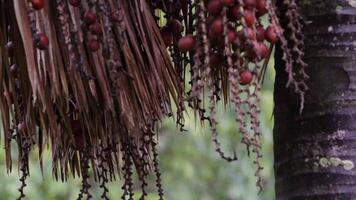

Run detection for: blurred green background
[[0, 63, 275, 200]]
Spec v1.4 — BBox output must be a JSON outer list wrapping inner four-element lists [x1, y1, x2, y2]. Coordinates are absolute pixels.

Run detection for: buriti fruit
[[31, 0, 44, 10], [178, 35, 196, 52]]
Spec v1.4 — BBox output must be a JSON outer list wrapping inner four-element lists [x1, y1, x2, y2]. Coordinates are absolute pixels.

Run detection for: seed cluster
[[0, 0, 307, 199]]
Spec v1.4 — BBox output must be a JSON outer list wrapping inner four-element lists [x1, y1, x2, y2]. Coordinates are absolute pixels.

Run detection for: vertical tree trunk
[[274, 1, 356, 199]]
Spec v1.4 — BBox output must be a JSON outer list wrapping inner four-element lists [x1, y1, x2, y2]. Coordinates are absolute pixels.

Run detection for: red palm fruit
[[244, 9, 255, 27], [161, 27, 173, 47], [243, 0, 257, 8], [89, 23, 103, 35], [84, 11, 97, 25], [210, 18, 223, 37], [89, 39, 100, 52], [256, 26, 265, 41], [228, 30, 238, 43], [265, 25, 279, 43], [239, 70, 253, 85], [36, 33, 49, 50], [256, 0, 267, 16], [207, 0, 223, 15], [221, 0, 235, 7], [258, 42, 269, 59], [228, 5, 241, 20], [168, 19, 184, 35], [244, 27, 256, 40], [31, 0, 44, 10], [246, 40, 259, 59], [69, 0, 80, 7], [178, 35, 196, 52]]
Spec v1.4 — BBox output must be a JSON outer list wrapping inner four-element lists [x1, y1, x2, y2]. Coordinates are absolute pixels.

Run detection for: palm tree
[[3, 0, 346, 199], [274, 1, 356, 199]]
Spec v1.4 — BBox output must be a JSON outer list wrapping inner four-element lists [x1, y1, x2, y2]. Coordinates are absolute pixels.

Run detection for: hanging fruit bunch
[[153, 0, 308, 191], [0, 0, 307, 199]]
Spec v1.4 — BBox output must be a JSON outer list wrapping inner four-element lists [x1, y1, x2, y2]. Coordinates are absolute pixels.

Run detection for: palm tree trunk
[[274, 1, 356, 199]]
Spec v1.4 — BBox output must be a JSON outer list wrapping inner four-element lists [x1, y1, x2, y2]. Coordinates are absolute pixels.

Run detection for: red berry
[[207, 0, 223, 15], [228, 30, 238, 43], [69, 0, 80, 7], [256, 26, 265, 41], [244, 9, 255, 27], [243, 0, 257, 8], [228, 5, 242, 20], [210, 18, 223, 37], [31, 0, 44, 10], [247, 41, 269, 60], [178, 35, 196, 52], [84, 11, 97, 25], [258, 42, 269, 59], [239, 70, 253, 85], [36, 33, 49, 50], [89, 23, 103, 35], [246, 41, 259, 59], [256, 0, 267, 16], [265, 25, 279, 43], [161, 27, 173, 47], [243, 28, 256, 40], [221, 0, 234, 7], [168, 19, 184, 35], [89, 39, 100, 52]]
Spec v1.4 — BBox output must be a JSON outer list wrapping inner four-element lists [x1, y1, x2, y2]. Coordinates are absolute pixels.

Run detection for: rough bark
[[274, 1, 356, 199]]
